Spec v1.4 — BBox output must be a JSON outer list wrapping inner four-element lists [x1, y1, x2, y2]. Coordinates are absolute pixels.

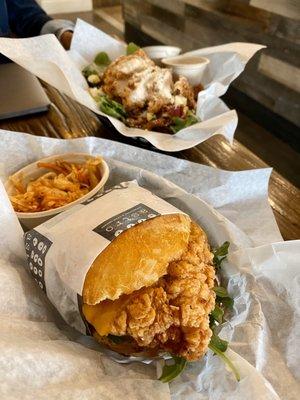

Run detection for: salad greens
[[98, 95, 127, 121], [213, 286, 229, 298], [159, 355, 187, 383], [212, 241, 230, 269], [170, 112, 199, 133], [126, 42, 140, 55], [82, 52, 111, 80], [208, 340, 240, 381], [213, 286, 234, 309], [210, 304, 224, 324], [209, 332, 228, 353], [94, 51, 111, 66], [209, 241, 240, 381], [82, 64, 100, 79]]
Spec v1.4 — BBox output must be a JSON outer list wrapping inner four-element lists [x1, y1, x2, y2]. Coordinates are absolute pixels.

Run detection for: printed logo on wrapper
[[24, 230, 52, 293], [93, 203, 160, 241]]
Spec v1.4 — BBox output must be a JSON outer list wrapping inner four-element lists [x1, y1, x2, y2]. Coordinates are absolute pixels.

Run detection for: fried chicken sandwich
[[82, 213, 216, 361]]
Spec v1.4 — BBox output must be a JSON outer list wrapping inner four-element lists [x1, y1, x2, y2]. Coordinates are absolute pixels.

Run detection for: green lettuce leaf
[[213, 286, 229, 298], [210, 332, 228, 352], [210, 304, 224, 324], [213, 287, 234, 308], [221, 296, 234, 309], [127, 42, 140, 55], [94, 51, 111, 66], [213, 241, 230, 269], [82, 64, 99, 78], [98, 95, 126, 120], [170, 113, 198, 133], [209, 334, 240, 381], [159, 355, 187, 383]]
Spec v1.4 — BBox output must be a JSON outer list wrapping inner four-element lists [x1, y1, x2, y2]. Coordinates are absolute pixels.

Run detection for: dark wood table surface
[[0, 82, 299, 241]]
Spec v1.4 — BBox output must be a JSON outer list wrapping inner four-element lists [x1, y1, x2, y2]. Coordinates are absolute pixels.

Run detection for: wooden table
[[1, 82, 299, 241]]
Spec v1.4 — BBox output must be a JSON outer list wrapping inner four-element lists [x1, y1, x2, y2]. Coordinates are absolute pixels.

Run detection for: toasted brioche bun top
[[83, 213, 191, 305]]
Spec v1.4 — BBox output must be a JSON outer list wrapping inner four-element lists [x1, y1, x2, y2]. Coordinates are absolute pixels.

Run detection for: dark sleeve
[[7, 0, 52, 38]]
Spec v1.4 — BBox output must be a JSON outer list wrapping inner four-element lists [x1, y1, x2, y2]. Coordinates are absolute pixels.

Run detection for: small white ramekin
[[142, 45, 181, 63], [161, 55, 210, 85]]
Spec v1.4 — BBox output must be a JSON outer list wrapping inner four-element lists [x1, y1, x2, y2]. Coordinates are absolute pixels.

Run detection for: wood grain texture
[[0, 82, 299, 240]]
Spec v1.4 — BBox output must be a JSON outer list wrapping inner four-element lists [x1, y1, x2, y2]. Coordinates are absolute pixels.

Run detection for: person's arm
[[41, 19, 74, 49], [7, 0, 51, 38], [7, 0, 74, 48]]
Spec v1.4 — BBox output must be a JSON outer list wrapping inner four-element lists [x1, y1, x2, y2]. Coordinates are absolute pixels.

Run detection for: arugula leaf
[[213, 241, 230, 269], [170, 113, 199, 133], [209, 332, 240, 381], [94, 51, 111, 66], [82, 61, 107, 79], [216, 290, 234, 309], [213, 286, 229, 298], [210, 289, 234, 327], [127, 42, 140, 55], [210, 332, 228, 352], [107, 334, 127, 344], [98, 95, 127, 120], [220, 296, 234, 309], [209, 343, 240, 381], [210, 304, 224, 324], [159, 355, 187, 383], [82, 64, 99, 78], [213, 287, 234, 309]]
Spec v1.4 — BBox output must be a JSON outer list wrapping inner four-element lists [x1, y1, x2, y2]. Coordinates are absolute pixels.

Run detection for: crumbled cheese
[[128, 66, 173, 106], [146, 112, 154, 121], [183, 105, 189, 115], [89, 87, 102, 99], [88, 74, 100, 84], [174, 95, 187, 107]]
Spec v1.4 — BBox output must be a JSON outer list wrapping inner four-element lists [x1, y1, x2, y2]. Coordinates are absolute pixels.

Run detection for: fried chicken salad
[[82, 44, 201, 133]]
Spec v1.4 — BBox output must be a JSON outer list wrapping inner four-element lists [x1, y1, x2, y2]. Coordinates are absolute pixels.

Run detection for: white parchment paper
[[0, 129, 298, 400], [0, 19, 264, 151]]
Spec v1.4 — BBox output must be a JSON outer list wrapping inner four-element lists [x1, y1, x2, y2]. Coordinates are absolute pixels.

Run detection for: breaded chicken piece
[[104, 222, 215, 361], [102, 49, 154, 101], [174, 76, 196, 109], [104, 49, 154, 79], [124, 66, 174, 111], [102, 49, 174, 112]]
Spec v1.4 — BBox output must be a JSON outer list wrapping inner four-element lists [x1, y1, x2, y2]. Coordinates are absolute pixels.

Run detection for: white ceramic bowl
[[142, 46, 181, 63], [5, 153, 109, 230], [161, 55, 210, 85]]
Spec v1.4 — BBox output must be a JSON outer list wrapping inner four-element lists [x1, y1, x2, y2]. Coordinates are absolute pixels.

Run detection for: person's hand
[[60, 31, 73, 50]]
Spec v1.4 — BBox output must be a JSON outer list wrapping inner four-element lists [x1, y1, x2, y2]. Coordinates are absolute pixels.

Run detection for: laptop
[[0, 63, 50, 120]]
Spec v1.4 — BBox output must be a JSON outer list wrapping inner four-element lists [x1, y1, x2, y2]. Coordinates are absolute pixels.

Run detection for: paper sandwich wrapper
[[23, 181, 185, 339], [0, 19, 265, 151]]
